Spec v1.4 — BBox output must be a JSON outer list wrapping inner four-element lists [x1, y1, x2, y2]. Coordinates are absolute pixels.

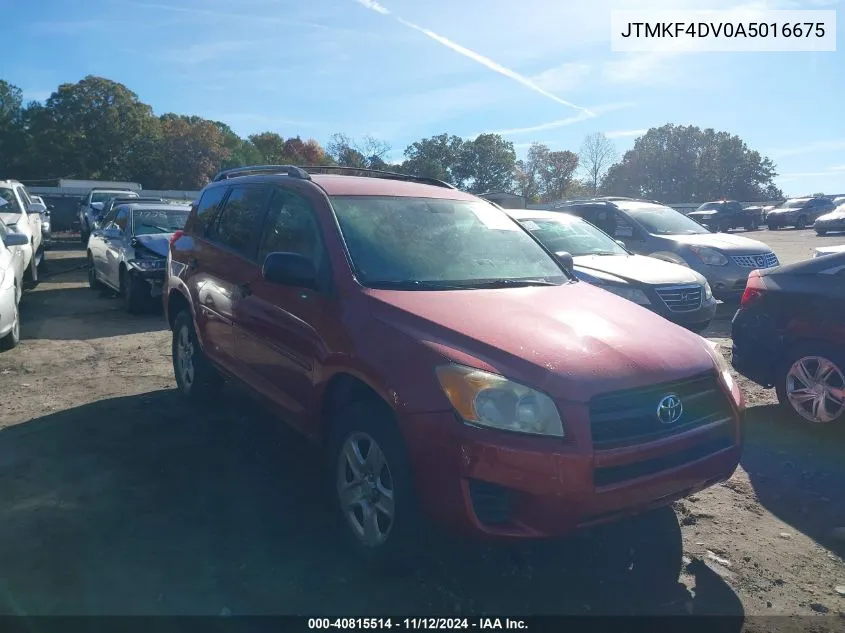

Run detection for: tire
[[80, 224, 90, 245], [796, 215, 808, 230], [0, 293, 20, 351], [326, 399, 421, 570], [87, 253, 103, 290], [775, 343, 845, 425], [121, 269, 149, 314], [816, 230, 827, 236], [172, 310, 223, 401], [767, 221, 778, 231], [746, 218, 759, 231], [24, 244, 39, 287], [582, 506, 683, 592]]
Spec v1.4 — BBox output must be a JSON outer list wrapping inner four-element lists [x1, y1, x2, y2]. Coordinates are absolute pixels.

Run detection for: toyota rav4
[[164, 165, 744, 572]]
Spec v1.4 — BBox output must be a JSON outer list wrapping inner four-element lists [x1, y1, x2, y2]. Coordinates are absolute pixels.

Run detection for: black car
[[731, 252, 845, 425], [766, 196, 835, 230], [95, 196, 165, 228], [511, 209, 717, 332], [687, 200, 762, 232]]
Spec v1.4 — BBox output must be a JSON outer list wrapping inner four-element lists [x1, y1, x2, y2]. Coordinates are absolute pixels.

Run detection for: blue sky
[[2, 0, 843, 196]]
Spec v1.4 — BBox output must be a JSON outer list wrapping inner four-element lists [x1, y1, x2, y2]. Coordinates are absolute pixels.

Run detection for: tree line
[[0, 75, 783, 202]]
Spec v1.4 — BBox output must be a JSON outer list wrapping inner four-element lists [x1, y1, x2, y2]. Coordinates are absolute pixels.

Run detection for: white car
[[30, 195, 52, 249], [0, 223, 29, 350], [813, 244, 845, 258], [0, 180, 45, 285]]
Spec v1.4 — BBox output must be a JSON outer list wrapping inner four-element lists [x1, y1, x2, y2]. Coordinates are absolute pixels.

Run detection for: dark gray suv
[[558, 198, 779, 299]]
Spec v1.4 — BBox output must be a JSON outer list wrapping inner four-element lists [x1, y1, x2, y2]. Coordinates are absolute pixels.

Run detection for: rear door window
[[211, 185, 268, 260], [194, 186, 228, 237]]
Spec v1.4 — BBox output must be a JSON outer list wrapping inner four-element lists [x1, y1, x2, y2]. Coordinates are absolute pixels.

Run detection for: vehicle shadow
[[0, 390, 744, 622], [741, 404, 845, 557], [20, 285, 167, 341]]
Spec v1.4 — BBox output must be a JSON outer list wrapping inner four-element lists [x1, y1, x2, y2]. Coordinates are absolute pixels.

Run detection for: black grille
[[589, 373, 733, 448], [655, 284, 703, 313], [594, 436, 734, 487]]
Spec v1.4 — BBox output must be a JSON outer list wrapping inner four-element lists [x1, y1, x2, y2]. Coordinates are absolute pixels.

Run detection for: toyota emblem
[[656, 394, 683, 424]]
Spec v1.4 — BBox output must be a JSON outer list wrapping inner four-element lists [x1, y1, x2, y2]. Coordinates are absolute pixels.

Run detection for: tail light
[[740, 270, 767, 308], [169, 230, 183, 247]]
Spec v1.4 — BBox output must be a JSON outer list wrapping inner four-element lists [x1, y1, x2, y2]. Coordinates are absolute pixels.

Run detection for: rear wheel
[[816, 229, 827, 236], [775, 344, 845, 425], [327, 399, 421, 570], [767, 221, 779, 230], [172, 310, 223, 400], [0, 294, 20, 351]]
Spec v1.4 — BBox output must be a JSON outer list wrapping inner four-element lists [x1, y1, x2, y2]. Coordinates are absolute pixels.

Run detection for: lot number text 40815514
[[307, 618, 528, 630]]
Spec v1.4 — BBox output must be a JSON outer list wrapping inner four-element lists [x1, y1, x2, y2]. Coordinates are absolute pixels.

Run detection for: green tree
[[151, 114, 231, 189], [602, 124, 782, 202], [400, 133, 466, 185], [249, 132, 287, 164], [0, 80, 26, 175], [27, 75, 155, 180], [514, 142, 579, 202], [215, 122, 262, 169], [457, 133, 516, 194]]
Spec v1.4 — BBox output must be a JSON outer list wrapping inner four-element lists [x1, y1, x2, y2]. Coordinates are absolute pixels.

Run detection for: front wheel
[[327, 399, 421, 569], [172, 310, 223, 400], [775, 345, 845, 424], [768, 221, 779, 231], [87, 254, 103, 290], [816, 229, 827, 236], [121, 270, 149, 314]]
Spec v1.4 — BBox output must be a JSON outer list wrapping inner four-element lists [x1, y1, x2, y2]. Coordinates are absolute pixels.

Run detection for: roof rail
[[211, 165, 312, 182], [301, 165, 458, 190]]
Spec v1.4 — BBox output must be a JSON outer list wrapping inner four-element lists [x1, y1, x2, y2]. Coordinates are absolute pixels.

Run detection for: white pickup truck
[[0, 180, 45, 285]]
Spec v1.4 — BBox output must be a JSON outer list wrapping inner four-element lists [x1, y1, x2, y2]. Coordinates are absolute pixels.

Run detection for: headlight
[[128, 258, 165, 271], [594, 283, 651, 305], [706, 341, 743, 408], [703, 281, 713, 300], [435, 364, 564, 437], [689, 245, 728, 266]]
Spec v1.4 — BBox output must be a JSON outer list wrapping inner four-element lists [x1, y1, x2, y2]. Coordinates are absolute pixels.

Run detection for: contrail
[[355, 0, 594, 117]]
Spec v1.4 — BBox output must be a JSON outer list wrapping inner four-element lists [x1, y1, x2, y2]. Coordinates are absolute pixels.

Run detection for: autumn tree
[[579, 133, 617, 196], [514, 143, 579, 203], [602, 124, 783, 202], [149, 114, 231, 189]]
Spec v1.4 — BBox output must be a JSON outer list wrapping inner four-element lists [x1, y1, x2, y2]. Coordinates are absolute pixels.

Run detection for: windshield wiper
[[463, 279, 560, 288], [136, 223, 171, 233], [366, 280, 471, 290]]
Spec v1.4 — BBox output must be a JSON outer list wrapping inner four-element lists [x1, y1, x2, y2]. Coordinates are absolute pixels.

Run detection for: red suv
[[164, 165, 744, 569]]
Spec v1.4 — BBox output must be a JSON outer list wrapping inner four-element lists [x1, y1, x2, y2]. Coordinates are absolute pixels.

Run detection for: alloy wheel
[[786, 355, 845, 423], [337, 432, 396, 548], [176, 325, 195, 390]]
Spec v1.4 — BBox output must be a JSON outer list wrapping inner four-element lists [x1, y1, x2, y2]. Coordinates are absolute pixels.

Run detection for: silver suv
[[558, 198, 779, 299]]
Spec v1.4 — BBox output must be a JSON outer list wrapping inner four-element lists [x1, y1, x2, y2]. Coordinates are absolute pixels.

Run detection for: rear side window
[[194, 186, 228, 237], [212, 185, 268, 259]]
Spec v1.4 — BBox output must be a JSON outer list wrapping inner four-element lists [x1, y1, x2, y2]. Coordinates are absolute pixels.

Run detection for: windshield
[[92, 191, 136, 203], [132, 210, 189, 235], [330, 196, 568, 289], [778, 198, 810, 209], [518, 215, 628, 257], [618, 202, 710, 235], [695, 202, 724, 211]]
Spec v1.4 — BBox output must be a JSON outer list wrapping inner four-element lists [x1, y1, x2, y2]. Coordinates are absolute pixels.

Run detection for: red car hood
[[365, 282, 717, 403]]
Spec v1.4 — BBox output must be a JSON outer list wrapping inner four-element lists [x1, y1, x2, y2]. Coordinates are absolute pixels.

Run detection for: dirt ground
[[0, 229, 843, 624]]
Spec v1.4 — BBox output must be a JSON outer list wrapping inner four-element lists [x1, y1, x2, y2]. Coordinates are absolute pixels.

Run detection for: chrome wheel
[[786, 355, 845, 423], [337, 432, 395, 548], [175, 325, 195, 389]]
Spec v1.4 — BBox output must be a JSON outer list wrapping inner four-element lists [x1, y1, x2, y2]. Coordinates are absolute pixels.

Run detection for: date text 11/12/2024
[[308, 618, 527, 630]]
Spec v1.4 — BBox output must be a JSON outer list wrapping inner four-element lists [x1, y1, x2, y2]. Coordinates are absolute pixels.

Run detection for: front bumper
[[815, 220, 845, 232], [686, 261, 758, 299], [646, 293, 718, 328], [400, 403, 741, 539], [127, 265, 166, 297]]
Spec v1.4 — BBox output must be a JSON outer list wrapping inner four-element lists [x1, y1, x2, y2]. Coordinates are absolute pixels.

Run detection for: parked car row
[[0, 179, 48, 350]]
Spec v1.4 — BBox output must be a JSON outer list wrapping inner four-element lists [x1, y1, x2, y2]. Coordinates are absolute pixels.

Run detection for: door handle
[[238, 282, 252, 297]]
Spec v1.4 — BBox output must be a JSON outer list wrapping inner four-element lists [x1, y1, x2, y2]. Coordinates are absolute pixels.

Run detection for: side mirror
[[554, 250, 575, 274], [27, 202, 47, 214], [103, 227, 121, 239], [2, 232, 29, 248], [262, 252, 317, 289], [615, 239, 627, 248]]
